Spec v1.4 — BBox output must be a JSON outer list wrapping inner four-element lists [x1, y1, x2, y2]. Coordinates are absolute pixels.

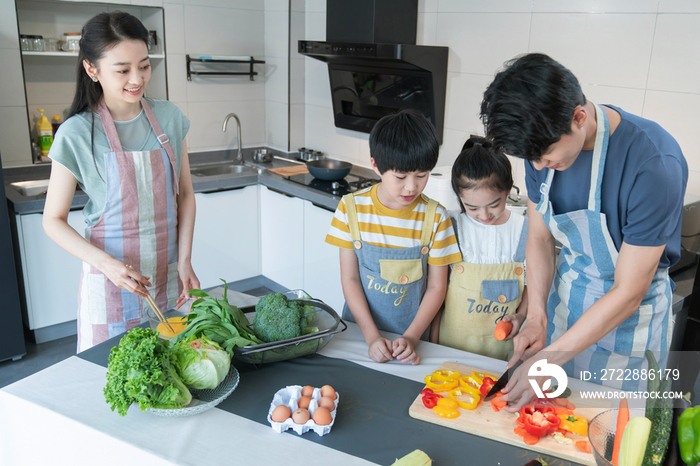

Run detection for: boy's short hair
[[480, 53, 586, 162], [369, 109, 439, 174]]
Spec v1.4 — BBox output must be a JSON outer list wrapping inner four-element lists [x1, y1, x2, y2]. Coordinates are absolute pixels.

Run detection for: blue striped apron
[[537, 103, 673, 390]]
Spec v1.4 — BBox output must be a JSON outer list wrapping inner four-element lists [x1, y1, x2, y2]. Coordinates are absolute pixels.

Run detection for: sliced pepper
[[521, 402, 561, 438], [449, 386, 480, 410], [459, 372, 483, 391], [436, 397, 460, 409], [424, 374, 459, 392], [432, 405, 460, 419], [472, 372, 498, 383], [421, 392, 442, 409], [431, 370, 461, 381], [479, 376, 496, 396], [557, 414, 588, 436]]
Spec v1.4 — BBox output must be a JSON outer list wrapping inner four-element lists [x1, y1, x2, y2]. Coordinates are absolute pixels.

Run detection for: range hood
[[298, 0, 448, 143]]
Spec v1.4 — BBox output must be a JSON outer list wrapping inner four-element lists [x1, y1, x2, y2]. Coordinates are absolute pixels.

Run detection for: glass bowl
[[146, 305, 189, 340], [588, 407, 646, 466]]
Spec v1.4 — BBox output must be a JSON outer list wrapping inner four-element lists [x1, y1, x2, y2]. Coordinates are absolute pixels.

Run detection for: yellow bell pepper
[[424, 374, 459, 392], [432, 405, 460, 418], [459, 372, 483, 391], [557, 414, 588, 436], [449, 386, 480, 410], [472, 371, 498, 383], [436, 397, 459, 410], [431, 370, 461, 381]]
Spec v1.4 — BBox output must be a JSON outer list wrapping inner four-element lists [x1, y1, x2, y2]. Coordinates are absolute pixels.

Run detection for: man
[[480, 53, 688, 410]]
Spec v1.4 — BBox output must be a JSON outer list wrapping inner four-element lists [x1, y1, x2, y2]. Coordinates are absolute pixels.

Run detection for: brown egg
[[270, 405, 291, 423], [320, 385, 336, 400], [313, 406, 333, 425], [318, 396, 335, 410], [292, 408, 310, 424], [301, 385, 314, 397], [297, 395, 312, 410]]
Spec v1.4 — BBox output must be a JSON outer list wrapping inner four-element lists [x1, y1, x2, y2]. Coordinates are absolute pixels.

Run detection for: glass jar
[[20, 34, 43, 51], [44, 38, 58, 52], [32, 36, 45, 52], [20, 35, 32, 51], [62, 33, 80, 53]]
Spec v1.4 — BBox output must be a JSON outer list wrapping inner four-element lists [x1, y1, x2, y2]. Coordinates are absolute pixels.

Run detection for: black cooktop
[[287, 173, 379, 197]]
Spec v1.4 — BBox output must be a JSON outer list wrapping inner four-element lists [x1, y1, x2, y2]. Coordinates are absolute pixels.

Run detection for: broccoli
[[253, 293, 318, 343]]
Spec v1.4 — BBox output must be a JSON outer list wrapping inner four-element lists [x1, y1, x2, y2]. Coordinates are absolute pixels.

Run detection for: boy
[[325, 110, 462, 365]]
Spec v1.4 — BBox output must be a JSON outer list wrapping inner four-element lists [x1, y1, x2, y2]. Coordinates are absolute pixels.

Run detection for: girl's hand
[[175, 261, 200, 310], [368, 336, 394, 363], [501, 312, 527, 340], [105, 261, 151, 297], [393, 336, 421, 365]]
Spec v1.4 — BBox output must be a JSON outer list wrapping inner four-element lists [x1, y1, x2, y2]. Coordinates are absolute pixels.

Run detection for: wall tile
[[304, 104, 360, 162], [290, 57, 305, 105], [165, 53, 188, 102], [289, 103, 304, 150], [163, 3, 185, 55], [581, 85, 646, 117], [290, 11, 305, 58], [134, 0, 164, 7], [533, 0, 658, 13], [305, 11, 325, 40], [264, 57, 289, 104], [658, 0, 700, 13], [185, 68, 265, 102], [187, 100, 265, 152], [439, 0, 533, 13], [265, 0, 288, 11], [265, 100, 288, 150], [444, 71, 491, 134], [647, 14, 700, 94], [358, 133, 370, 166], [686, 170, 700, 197], [291, 0, 305, 13], [529, 13, 656, 89], [23, 55, 76, 106], [0, 48, 28, 107], [265, 10, 289, 59], [437, 13, 531, 74], [0, 0, 19, 50], [436, 127, 470, 171], [183, 5, 264, 57], [304, 57, 331, 108], [182, 0, 263, 9], [416, 12, 437, 45], [643, 90, 700, 174], [419, 0, 438, 12], [0, 106, 32, 166], [171, 101, 190, 149], [305, 0, 325, 13]]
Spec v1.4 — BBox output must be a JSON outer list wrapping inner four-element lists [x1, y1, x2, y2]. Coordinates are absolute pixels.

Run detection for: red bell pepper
[[479, 377, 496, 396], [520, 402, 561, 438], [420, 389, 443, 409]]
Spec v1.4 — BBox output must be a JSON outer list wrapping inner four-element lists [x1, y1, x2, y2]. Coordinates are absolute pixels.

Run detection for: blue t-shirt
[[525, 105, 687, 270]]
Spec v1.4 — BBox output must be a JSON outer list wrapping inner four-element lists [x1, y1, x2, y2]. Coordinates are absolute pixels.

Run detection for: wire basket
[[232, 293, 346, 366]]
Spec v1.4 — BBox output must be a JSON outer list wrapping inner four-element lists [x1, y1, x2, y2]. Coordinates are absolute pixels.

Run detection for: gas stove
[[287, 173, 379, 197]]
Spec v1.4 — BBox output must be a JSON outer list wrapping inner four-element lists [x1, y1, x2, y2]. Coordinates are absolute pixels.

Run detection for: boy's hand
[[392, 337, 420, 365], [368, 337, 394, 363], [501, 312, 526, 340]]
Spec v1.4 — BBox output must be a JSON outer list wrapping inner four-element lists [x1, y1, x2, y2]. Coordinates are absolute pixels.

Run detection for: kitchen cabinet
[[14, 209, 85, 342], [259, 185, 304, 291], [191, 186, 260, 290], [302, 200, 344, 312]]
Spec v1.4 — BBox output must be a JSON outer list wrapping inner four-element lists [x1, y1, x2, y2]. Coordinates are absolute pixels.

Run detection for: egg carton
[[267, 385, 340, 436]]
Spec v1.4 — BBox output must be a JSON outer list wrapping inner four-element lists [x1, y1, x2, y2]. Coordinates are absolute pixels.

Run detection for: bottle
[[52, 115, 62, 136], [37, 109, 53, 156]]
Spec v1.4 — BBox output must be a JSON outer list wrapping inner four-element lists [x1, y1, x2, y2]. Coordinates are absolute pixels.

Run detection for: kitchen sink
[[190, 163, 258, 177], [11, 179, 50, 196]]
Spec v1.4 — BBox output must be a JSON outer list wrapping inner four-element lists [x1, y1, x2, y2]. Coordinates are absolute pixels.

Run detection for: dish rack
[[233, 290, 347, 366]]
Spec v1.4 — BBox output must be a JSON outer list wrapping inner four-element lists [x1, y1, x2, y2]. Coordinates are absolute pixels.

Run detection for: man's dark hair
[[480, 53, 586, 161], [369, 109, 439, 174]]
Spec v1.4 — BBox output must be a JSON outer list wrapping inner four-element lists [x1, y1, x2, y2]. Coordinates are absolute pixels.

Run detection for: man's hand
[[506, 316, 547, 369], [499, 355, 545, 412]]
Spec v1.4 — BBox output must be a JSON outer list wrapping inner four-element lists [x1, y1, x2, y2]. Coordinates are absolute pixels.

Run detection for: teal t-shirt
[[49, 98, 190, 227]]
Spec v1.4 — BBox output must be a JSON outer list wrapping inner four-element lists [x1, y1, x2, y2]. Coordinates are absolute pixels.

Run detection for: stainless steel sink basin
[[11, 179, 50, 196], [190, 163, 257, 177]]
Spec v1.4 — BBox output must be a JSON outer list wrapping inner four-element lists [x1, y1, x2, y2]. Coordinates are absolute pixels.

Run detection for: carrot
[[553, 397, 569, 406], [514, 426, 528, 437], [566, 401, 576, 410], [611, 398, 629, 466], [494, 321, 513, 340], [576, 440, 592, 453], [523, 434, 539, 445], [493, 394, 508, 408], [516, 416, 525, 427], [491, 400, 500, 412]]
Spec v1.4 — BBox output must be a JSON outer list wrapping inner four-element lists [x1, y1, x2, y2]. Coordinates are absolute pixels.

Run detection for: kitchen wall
[[0, 0, 291, 167], [301, 0, 700, 197]]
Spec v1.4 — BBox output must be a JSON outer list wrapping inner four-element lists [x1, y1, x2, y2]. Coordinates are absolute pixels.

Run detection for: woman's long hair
[[67, 12, 149, 177]]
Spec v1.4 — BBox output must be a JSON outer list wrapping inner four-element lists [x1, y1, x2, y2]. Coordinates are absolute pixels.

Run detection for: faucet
[[222, 113, 244, 164]]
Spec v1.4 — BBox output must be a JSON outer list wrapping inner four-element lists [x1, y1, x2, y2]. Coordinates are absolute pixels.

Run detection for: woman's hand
[[105, 261, 151, 297], [368, 336, 394, 363], [499, 355, 545, 412], [175, 261, 200, 310], [393, 336, 420, 365]]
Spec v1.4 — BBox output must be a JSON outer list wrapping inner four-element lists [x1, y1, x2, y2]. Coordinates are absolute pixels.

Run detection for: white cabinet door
[[192, 186, 260, 290], [302, 200, 345, 313], [17, 210, 85, 329], [260, 185, 304, 290]]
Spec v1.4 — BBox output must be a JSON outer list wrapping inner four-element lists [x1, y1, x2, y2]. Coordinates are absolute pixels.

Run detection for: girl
[[431, 136, 528, 361], [43, 12, 199, 352]]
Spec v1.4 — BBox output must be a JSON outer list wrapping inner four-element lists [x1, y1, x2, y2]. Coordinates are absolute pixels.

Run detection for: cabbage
[[171, 335, 231, 390]]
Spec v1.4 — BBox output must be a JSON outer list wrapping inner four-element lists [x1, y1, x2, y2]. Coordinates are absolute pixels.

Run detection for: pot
[[306, 159, 352, 181], [252, 149, 272, 163]]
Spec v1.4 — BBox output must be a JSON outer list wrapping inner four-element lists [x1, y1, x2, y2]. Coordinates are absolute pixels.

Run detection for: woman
[[43, 11, 199, 352]]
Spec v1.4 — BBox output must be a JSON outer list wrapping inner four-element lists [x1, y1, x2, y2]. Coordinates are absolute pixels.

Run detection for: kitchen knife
[[483, 359, 524, 401]]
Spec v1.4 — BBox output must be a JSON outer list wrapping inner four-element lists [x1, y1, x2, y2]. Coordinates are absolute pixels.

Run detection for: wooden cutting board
[[409, 361, 611, 466], [268, 165, 309, 177]]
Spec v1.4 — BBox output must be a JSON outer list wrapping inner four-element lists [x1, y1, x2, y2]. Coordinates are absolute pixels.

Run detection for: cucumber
[[641, 351, 673, 466], [645, 349, 661, 416]]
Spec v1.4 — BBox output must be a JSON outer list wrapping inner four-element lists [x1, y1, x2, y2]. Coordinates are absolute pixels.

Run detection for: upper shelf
[[21, 51, 165, 58]]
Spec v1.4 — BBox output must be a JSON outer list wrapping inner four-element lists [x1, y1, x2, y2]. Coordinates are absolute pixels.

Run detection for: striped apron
[[538, 103, 673, 390], [340, 194, 438, 340], [76, 99, 182, 352]]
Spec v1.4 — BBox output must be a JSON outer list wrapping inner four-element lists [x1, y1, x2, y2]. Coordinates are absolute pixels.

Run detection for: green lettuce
[[171, 335, 231, 390]]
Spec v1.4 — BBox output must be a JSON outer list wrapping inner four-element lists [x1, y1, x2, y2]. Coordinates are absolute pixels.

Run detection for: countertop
[[3, 147, 380, 214]]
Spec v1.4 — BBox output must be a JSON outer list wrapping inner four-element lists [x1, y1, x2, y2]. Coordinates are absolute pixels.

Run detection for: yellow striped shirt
[[325, 184, 462, 266]]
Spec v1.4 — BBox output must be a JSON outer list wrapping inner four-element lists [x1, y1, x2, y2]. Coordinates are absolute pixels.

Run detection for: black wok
[[306, 159, 353, 181]]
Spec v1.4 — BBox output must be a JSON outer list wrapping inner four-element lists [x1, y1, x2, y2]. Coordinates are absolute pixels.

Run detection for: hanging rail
[[186, 54, 266, 81]]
